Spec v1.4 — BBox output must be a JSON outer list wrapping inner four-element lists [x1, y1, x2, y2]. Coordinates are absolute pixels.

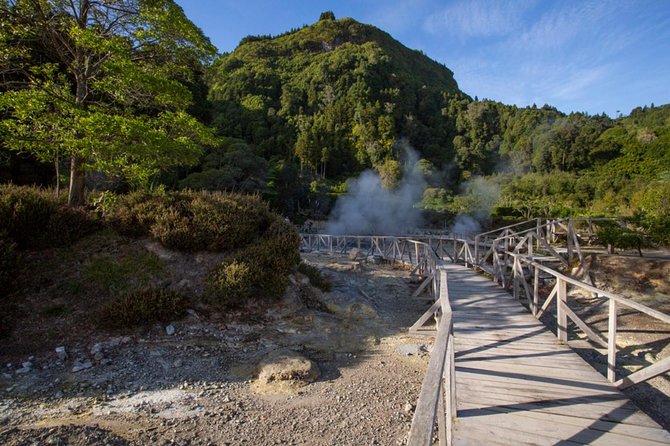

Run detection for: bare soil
[[2, 243, 669, 444], [0, 251, 433, 445]]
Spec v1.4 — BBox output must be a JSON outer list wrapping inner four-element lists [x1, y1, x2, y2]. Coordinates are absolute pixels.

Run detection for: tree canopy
[[0, 0, 218, 205]]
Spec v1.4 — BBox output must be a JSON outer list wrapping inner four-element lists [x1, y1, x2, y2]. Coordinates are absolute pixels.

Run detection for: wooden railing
[[506, 250, 670, 388], [300, 217, 667, 444], [406, 267, 456, 446], [465, 223, 670, 390]]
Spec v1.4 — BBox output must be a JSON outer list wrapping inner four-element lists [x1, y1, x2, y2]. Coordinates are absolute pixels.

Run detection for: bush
[[98, 288, 187, 329], [207, 217, 301, 306], [297, 262, 332, 291], [596, 221, 648, 256], [0, 231, 16, 296], [0, 185, 98, 249], [103, 189, 171, 237], [106, 190, 273, 252]]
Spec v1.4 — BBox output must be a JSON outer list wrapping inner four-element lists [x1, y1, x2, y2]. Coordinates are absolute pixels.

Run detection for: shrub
[[103, 189, 172, 236], [107, 190, 273, 252], [98, 288, 187, 329], [207, 217, 301, 306], [0, 185, 56, 248], [0, 231, 16, 296], [0, 185, 98, 249], [297, 262, 332, 292], [596, 221, 648, 256]]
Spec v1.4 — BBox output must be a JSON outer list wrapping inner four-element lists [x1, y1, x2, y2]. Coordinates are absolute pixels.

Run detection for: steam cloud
[[325, 145, 425, 235], [450, 176, 500, 237]]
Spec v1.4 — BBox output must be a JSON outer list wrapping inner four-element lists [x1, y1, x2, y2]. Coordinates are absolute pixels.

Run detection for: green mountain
[[207, 14, 465, 179]]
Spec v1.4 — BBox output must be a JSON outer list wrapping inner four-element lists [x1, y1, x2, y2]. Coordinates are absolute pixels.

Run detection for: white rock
[[165, 324, 176, 336], [55, 346, 67, 361]]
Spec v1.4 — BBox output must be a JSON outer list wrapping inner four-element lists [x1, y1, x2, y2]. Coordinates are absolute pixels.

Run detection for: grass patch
[[84, 252, 164, 293]]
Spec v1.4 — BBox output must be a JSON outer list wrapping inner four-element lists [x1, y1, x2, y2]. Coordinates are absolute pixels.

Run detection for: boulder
[[254, 350, 319, 393]]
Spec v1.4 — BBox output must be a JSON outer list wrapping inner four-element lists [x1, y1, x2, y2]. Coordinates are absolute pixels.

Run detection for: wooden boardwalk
[[442, 263, 670, 445]]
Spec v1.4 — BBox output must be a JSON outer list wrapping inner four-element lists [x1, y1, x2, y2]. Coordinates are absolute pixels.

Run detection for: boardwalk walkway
[[442, 263, 670, 445]]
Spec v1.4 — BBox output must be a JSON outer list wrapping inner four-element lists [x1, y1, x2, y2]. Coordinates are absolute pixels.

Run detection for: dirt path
[[0, 253, 432, 445]]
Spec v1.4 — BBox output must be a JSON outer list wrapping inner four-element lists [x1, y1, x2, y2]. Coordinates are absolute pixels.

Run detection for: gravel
[[0, 253, 432, 445]]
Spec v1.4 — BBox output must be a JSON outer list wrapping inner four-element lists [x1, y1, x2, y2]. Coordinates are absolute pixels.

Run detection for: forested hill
[[206, 13, 465, 179], [0, 8, 668, 242], [197, 13, 668, 240]]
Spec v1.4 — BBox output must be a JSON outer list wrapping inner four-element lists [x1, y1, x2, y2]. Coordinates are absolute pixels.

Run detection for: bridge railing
[[406, 267, 456, 446], [507, 251, 670, 389]]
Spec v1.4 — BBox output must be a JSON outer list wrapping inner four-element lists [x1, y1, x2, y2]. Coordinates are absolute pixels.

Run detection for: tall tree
[[0, 0, 217, 205]]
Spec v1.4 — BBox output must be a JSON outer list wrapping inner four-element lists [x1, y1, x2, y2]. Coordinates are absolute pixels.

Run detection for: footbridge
[[300, 218, 670, 445]]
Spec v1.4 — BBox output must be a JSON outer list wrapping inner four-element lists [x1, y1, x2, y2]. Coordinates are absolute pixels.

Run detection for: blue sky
[[176, 0, 670, 117]]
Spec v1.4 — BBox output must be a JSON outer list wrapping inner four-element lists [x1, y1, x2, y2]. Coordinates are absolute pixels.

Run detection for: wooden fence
[[299, 217, 668, 445]]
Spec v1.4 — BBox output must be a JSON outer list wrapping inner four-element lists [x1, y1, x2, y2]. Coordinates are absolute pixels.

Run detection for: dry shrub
[[0, 231, 16, 296], [107, 190, 273, 252], [0, 185, 98, 249], [297, 262, 332, 292], [98, 288, 187, 329], [207, 217, 300, 306]]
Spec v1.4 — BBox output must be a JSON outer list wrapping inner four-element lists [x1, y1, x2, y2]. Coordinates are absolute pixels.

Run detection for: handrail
[[407, 267, 456, 446], [507, 251, 670, 388], [300, 221, 669, 443]]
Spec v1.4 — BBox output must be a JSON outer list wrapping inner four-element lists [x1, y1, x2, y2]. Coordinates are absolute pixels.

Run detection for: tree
[[0, 0, 217, 206]]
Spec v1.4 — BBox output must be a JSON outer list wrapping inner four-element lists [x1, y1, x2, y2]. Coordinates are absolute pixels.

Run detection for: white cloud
[[424, 0, 534, 38]]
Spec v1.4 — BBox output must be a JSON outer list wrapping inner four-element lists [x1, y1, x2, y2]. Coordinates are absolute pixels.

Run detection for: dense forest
[[1, 7, 669, 243]]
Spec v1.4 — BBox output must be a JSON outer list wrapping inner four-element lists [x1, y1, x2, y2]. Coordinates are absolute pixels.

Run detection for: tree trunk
[[68, 155, 86, 207]]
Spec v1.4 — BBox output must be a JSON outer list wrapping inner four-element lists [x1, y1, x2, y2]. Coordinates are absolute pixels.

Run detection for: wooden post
[[474, 235, 479, 268], [513, 258, 520, 301], [437, 384, 447, 446], [533, 265, 540, 317], [608, 299, 617, 382], [453, 238, 457, 263], [557, 278, 568, 343], [566, 219, 574, 265]]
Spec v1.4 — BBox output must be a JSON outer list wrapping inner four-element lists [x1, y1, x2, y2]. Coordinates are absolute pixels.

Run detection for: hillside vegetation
[[0, 185, 301, 345], [0, 9, 668, 243]]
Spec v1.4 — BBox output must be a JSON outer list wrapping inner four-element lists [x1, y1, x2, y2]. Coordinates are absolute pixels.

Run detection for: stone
[[397, 344, 420, 356], [166, 324, 176, 336], [255, 350, 320, 390], [404, 402, 415, 413], [21, 361, 33, 369], [55, 346, 67, 361], [72, 359, 93, 373], [178, 279, 191, 289]]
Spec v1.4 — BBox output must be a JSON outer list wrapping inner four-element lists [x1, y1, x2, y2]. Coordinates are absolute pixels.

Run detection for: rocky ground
[[0, 252, 433, 445], [2, 248, 669, 445]]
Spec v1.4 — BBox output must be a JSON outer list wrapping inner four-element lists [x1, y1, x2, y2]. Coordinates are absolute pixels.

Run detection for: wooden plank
[[411, 271, 435, 298], [456, 408, 670, 445], [615, 355, 670, 389], [463, 403, 670, 442], [456, 393, 658, 430]]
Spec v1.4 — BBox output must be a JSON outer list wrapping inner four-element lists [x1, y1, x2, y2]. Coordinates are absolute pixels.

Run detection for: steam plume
[[325, 144, 425, 235]]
